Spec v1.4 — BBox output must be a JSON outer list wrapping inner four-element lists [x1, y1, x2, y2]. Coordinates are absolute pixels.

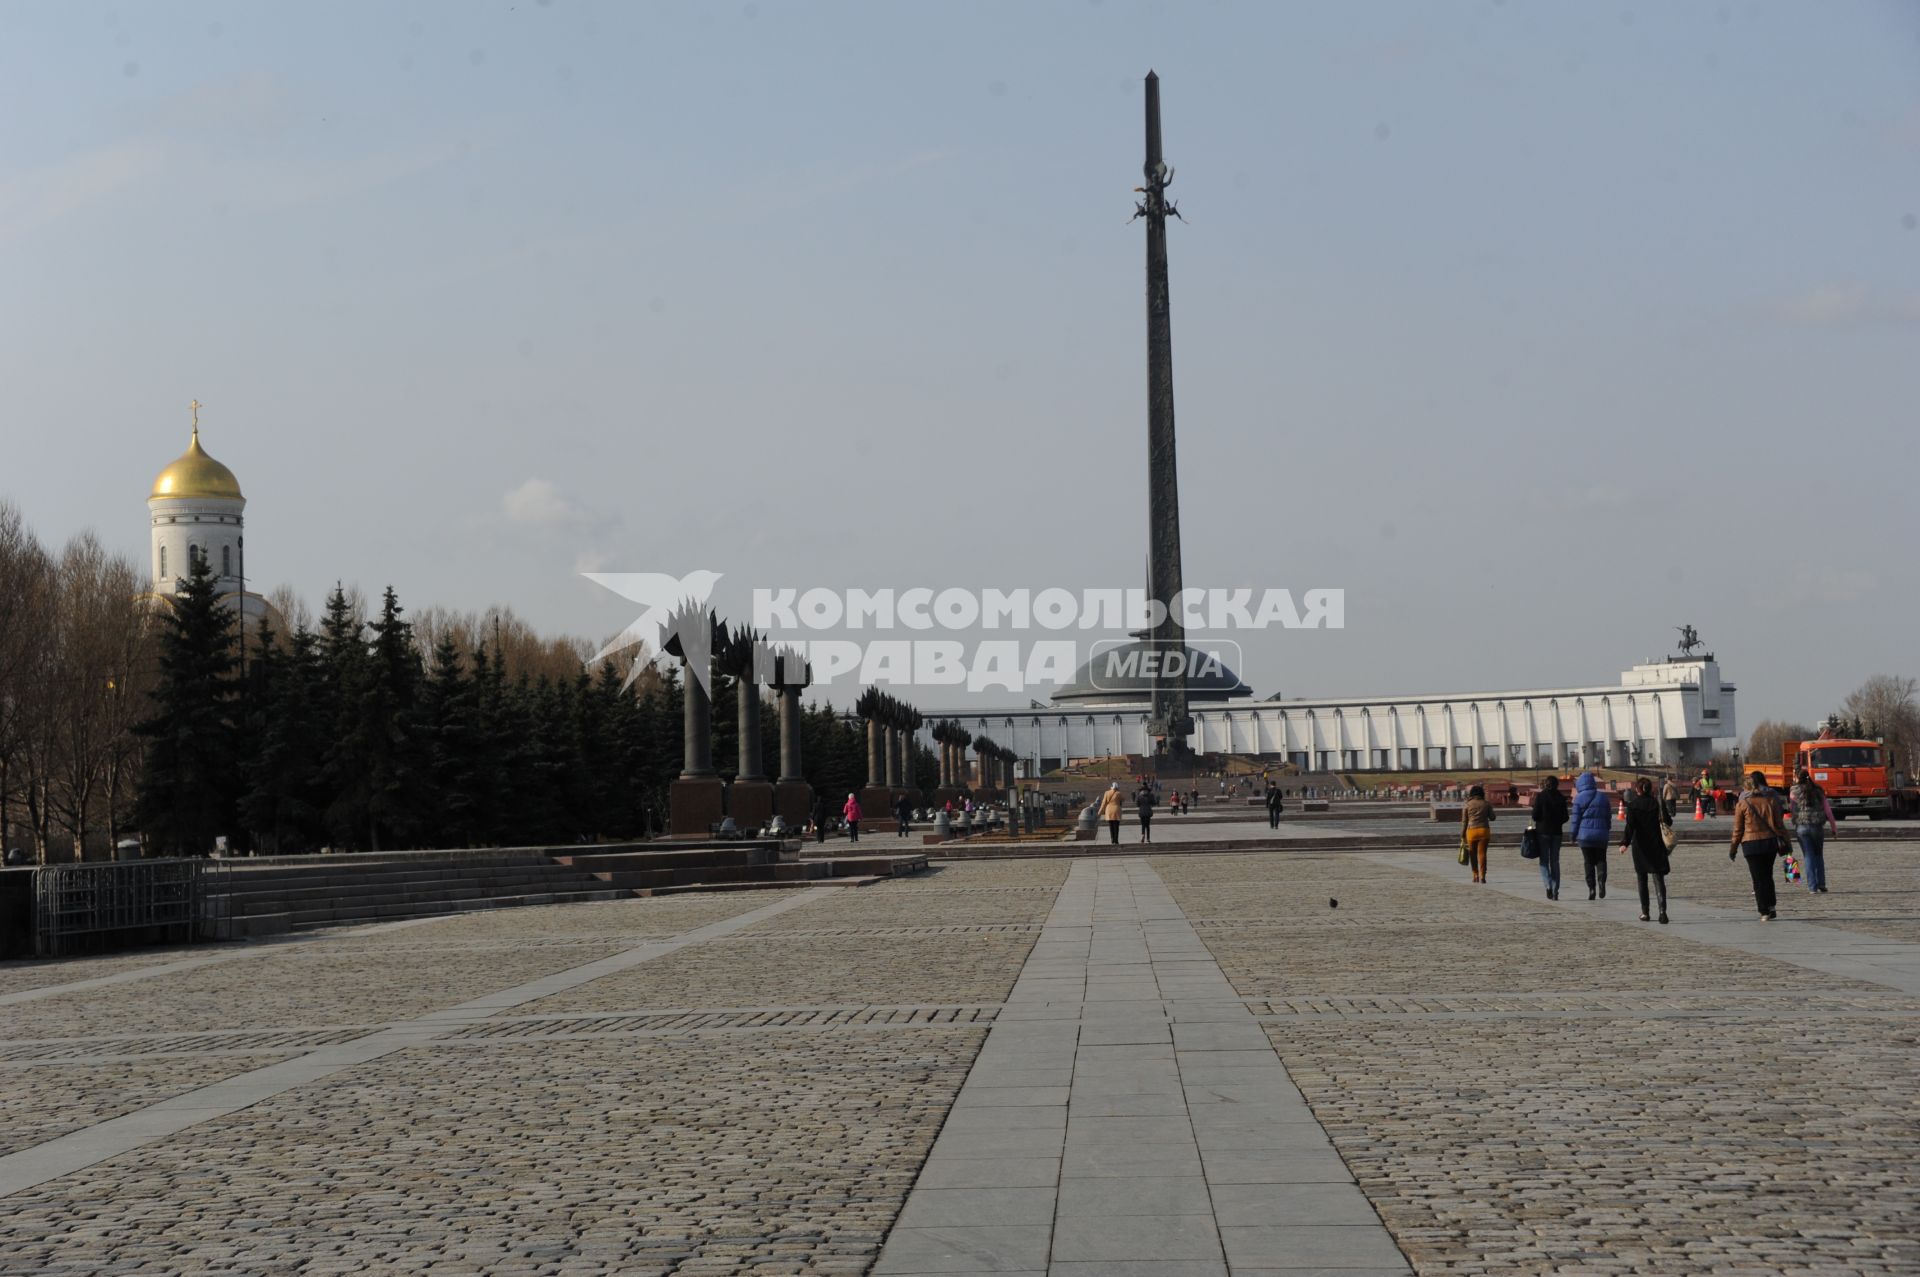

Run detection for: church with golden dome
[[147, 402, 273, 625]]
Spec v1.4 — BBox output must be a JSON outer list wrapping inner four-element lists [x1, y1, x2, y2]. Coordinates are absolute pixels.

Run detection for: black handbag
[[1520, 825, 1540, 860]]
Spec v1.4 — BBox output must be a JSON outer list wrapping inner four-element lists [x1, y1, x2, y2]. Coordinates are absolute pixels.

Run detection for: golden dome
[[150, 425, 243, 501]]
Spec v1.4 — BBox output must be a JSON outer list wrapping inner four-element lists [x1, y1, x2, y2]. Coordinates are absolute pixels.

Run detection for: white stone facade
[[919, 660, 1736, 777]]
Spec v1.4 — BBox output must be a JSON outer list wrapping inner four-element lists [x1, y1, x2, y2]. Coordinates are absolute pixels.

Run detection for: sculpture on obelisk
[[1133, 70, 1194, 755]]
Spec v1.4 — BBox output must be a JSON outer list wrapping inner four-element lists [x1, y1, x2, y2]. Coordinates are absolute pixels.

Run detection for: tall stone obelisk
[[1139, 70, 1194, 755]]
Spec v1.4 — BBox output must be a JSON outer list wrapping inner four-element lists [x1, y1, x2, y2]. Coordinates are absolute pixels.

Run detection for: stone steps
[[646, 876, 884, 895], [284, 889, 632, 931], [224, 871, 597, 914], [551, 847, 778, 874], [206, 842, 929, 937], [585, 862, 815, 890]]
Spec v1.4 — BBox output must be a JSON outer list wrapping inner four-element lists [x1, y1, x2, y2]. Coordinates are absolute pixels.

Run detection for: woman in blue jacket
[[1569, 770, 1614, 900]]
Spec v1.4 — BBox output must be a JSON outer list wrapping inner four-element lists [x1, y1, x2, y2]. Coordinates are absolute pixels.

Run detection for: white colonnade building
[[919, 644, 1736, 776]]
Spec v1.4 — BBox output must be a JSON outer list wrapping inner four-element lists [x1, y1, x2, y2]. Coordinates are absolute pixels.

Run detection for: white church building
[[145, 405, 274, 626]]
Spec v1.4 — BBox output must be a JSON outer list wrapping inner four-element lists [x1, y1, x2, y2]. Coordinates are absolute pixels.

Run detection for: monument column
[[668, 609, 726, 837], [772, 650, 813, 828], [901, 709, 923, 803], [858, 690, 893, 827], [933, 722, 959, 808], [727, 628, 774, 831], [1137, 70, 1194, 759]]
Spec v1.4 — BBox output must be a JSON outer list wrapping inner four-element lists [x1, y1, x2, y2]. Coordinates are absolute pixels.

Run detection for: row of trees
[[0, 500, 939, 862], [1744, 675, 1920, 776], [0, 505, 154, 861], [132, 563, 940, 858]]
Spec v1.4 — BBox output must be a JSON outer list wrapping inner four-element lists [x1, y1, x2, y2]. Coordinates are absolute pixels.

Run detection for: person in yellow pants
[[1461, 785, 1496, 883]]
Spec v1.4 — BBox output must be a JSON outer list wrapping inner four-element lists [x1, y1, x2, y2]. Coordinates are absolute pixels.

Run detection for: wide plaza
[[3, 821, 1917, 1277]]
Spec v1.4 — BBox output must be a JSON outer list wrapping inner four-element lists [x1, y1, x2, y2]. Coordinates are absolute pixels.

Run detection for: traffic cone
[[1693, 798, 1704, 821]]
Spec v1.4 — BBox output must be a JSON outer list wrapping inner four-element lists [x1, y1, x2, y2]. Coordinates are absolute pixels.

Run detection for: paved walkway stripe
[[1367, 848, 1920, 995], [0, 953, 236, 1007], [873, 857, 1412, 1277], [0, 910, 492, 1008], [0, 888, 828, 1200]]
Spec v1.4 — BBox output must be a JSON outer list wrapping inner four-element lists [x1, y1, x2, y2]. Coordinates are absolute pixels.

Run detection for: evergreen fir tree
[[519, 674, 571, 843], [800, 702, 862, 803], [639, 663, 685, 829], [469, 643, 520, 845], [567, 668, 611, 839], [418, 634, 481, 848], [241, 621, 328, 853], [317, 584, 373, 849], [135, 558, 241, 856], [594, 660, 644, 836], [362, 586, 425, 849]]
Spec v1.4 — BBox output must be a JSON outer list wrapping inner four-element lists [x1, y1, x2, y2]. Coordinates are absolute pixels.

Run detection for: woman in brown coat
[[1618, 776, 1673, 923]]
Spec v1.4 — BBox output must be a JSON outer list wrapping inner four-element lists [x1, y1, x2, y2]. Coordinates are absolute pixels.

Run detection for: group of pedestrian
[[1732, 767, 1838, 918], [812, 789, 997, 843], [1471, 772, 1670, 918], [1096, 780, 1160, 845], [1468, 767, 1839, 924]]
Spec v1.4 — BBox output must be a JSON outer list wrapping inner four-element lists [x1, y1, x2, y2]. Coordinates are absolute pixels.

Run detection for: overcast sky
[[4, 1, 1917, 730]]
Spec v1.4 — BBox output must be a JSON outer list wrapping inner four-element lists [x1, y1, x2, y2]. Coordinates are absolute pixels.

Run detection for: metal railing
[[31, 858, 232, 957]]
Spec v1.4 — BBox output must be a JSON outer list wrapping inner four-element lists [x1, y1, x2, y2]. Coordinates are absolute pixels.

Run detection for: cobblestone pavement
[[0, 944, 224, 995], [1158, 853, 1878, 995], [0, 1057, 282, 1157], [0, 871, 1035, 1276], [1160, 849, 1920, 1276], [0, 1033, 982, 1276], [3, 843, 1916, 1276], [1651, 838, 1920, 945], [1, 940, 638, 1039]]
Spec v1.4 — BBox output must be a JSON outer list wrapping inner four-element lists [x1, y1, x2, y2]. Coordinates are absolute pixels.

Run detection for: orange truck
[[1754, 736, 1899, 820]]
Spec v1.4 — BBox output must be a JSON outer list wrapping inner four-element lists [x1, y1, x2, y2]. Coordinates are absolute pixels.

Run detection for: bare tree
[[0, 503, 51, 859], [266, 583, 311, 636], [101, 610, 158, 856], [1841, 675, 1920, 780], [413, 603, 600, 681], [1746, 719, 1814, 768], [22, 535, 152, 861], [42, 534, 111, 857]]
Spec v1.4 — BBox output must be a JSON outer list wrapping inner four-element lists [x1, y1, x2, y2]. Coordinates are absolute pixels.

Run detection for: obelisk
[[1139, 70, 1194, 755]]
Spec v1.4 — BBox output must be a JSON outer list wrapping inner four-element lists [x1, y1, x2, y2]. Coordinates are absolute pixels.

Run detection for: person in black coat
[[1264, 785, 1284, 829], [895, 793, 912, 837], [1528, 775, 1570, 900], [1619, 776, 1674, 923], [811, 794, 829, 844], [1134, 784, 1157, 844]]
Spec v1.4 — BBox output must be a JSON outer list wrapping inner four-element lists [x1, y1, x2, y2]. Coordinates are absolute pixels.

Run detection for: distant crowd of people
[[809, 791, 1009, 844], [1095, 779, 1292, 845], [1460, 767, 1840, 922]]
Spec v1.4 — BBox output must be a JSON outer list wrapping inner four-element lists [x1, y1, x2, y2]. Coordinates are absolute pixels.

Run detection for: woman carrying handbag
[[1460, 785, 1495, 883], [1728, 771, 1791, 921], [1618, 776, 1674, 923]]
